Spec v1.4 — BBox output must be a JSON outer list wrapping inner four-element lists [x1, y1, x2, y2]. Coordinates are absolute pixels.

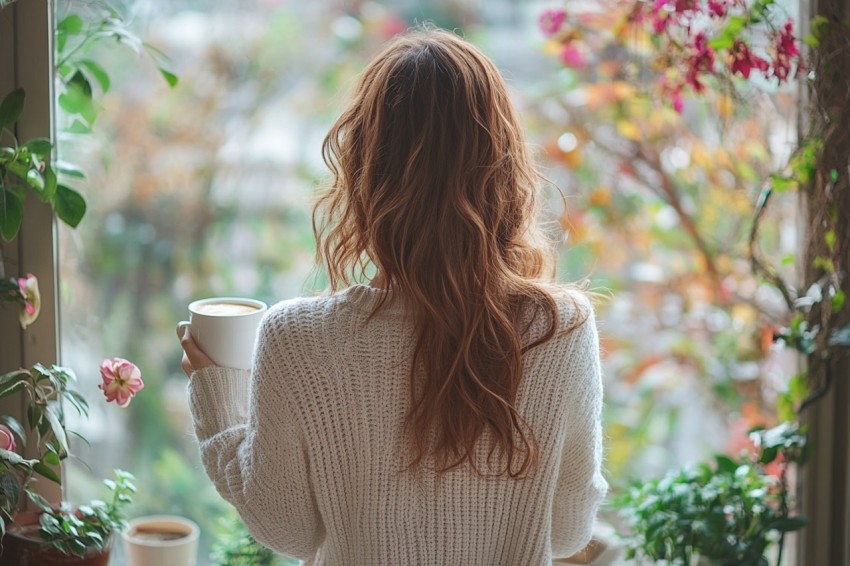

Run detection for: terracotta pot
[[0, 511, 111, 566]]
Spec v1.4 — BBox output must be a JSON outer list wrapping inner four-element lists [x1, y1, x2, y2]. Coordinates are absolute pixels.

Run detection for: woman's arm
[[550, 310, 608, 558], [183, 312, 325, 559]]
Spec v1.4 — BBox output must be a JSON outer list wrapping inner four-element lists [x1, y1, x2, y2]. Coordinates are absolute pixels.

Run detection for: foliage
[[616, 422, 807, 565], [0, 0, 166, 557], [36, 470, 135, 557], [0, 364, 88, 537], [0, 89, 85, 240], [0, 360, 141, 555], [210, 507, 282, 566], [0, 3, 177, 242]]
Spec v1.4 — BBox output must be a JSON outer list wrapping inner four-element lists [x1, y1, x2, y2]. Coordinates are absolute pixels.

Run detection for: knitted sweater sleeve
[[550, 306, 608, 558], [187, 307, 324, 559]]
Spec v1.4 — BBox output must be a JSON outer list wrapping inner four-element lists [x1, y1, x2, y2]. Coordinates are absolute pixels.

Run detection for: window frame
[[0, 0, 61, 506]]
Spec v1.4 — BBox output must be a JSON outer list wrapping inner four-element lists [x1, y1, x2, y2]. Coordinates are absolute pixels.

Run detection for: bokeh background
[[57, 0, 801, 563]]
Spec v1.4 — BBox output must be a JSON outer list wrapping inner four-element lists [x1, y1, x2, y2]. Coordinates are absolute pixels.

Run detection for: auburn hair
[[313, 28, 580, 478]]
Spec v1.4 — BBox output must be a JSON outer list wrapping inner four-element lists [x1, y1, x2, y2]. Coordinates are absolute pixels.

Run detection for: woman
[[179, 28, 607, 565]]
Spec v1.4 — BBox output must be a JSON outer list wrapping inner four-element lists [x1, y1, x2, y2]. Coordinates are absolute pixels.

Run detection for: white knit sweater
[[187, 285, 607, 566]]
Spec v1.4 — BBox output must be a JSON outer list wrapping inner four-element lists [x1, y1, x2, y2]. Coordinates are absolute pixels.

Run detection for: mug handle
[[177, 320, 191, 336]]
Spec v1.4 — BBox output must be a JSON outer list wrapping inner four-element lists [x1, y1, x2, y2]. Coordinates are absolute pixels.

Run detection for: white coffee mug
[[177, 297, 268, 370]]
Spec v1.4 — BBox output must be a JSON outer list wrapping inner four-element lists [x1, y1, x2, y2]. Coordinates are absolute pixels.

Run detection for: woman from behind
[[180, 27, 607, 566]]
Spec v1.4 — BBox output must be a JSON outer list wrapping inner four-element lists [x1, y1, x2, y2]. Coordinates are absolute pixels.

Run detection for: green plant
[[0, 4, 171, 556], [616, 422, 807, 565], [210, 507, 279, 566], [0, 359, 143, 556], [0, 88, 85, 241], [36, 469, 136, 557]]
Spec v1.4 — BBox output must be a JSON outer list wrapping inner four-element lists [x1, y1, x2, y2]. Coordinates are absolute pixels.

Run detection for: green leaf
[[0, 189, 23, 241], [25, 168, 45, 193], [55, 160, 86, 178], [57, 14, 84, 34], [26, 404, 42, 430], [759, 445, 780, 465], [825, 230, 836, 250], [33, 460, 61, 484], [62, 389, 90, 418], [55, 184, 86, 228], [0, 448, 35, 467], [21, 138, 52, 157], [770, 174, 797, 192], [42, 405, 68, 454], [65, 120, 91, 135], [715, 454, 738, 474], [80, 59, 111, 93], [42, 164, 58, 202], [811, 15, 830, 41], [159, 68, 179, 88], [833, 290, 846, 313], [0, 88, 25, 131], [58, 73, 98, 125], [43, 451, 60, 466]]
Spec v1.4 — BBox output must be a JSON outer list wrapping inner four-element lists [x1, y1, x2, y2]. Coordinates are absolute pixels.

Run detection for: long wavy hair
[[314, 29, 580, 478]]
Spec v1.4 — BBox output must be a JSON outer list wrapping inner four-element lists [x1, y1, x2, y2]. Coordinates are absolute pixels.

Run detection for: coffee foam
[[194, 303, 260, 316]]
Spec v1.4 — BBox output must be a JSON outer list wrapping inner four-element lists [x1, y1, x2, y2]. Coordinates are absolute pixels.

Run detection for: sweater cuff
[[187, 366, 250, 441]]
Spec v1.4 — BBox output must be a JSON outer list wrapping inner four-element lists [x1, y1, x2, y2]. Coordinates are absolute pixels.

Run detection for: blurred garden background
[[55, 0, 803, 563]]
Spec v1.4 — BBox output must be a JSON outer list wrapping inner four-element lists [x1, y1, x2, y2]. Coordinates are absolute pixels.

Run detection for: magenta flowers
[[98, 357, 145, 407], [541, 1, 804, 113]]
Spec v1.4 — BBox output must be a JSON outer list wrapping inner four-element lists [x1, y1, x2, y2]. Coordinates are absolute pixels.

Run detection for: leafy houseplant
[[0, 359, 144, 562], [0, 2, 173, 562], [616, 423, 808, 565]]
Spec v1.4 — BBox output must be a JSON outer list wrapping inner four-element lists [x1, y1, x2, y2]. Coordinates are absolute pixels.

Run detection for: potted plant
[[0, 356, 144, 564], [615, 422, 808, 565], [0, 3, 176, 562]]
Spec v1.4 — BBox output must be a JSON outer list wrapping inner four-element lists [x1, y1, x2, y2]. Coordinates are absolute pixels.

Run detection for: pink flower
[[0, 425, 15, 452], [707, 0, 727, 16], [730, 39, 770, 79], [539, 8, 566, 36], [559, 43, 586, 69], [772, 20, 800, 81], [685, 32, 715, 92], [17, 274, 40, 329], [98, 358, 144, 407], [672, 89, 684, 113]]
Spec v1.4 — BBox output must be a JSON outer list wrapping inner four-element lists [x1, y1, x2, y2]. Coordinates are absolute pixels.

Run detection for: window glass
[[56, 0, 800, 563]]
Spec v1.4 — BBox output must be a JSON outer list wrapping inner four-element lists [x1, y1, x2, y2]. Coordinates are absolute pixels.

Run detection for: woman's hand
[[177, 326, 216, 377]]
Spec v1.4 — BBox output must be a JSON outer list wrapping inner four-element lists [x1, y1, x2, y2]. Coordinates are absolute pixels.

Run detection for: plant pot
[[121, 515, 199, 566], [0, 511, 111, 566]]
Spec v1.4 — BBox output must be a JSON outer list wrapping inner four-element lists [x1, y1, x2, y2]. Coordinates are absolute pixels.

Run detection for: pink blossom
[[684, 32, 715, 92], [672, 89, 684, 113], [98, 358, 144, 407], [0, 425, 15, 452], [559, 43, 586, 69], [772, 20, 800, 81], [17, 274, 40, 329], [651, 13, 669, 33], [707, 0, 727, 16], [730, 39, 770, 79], [673, 0, 695, 12], [539, 9, 566, 37]]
